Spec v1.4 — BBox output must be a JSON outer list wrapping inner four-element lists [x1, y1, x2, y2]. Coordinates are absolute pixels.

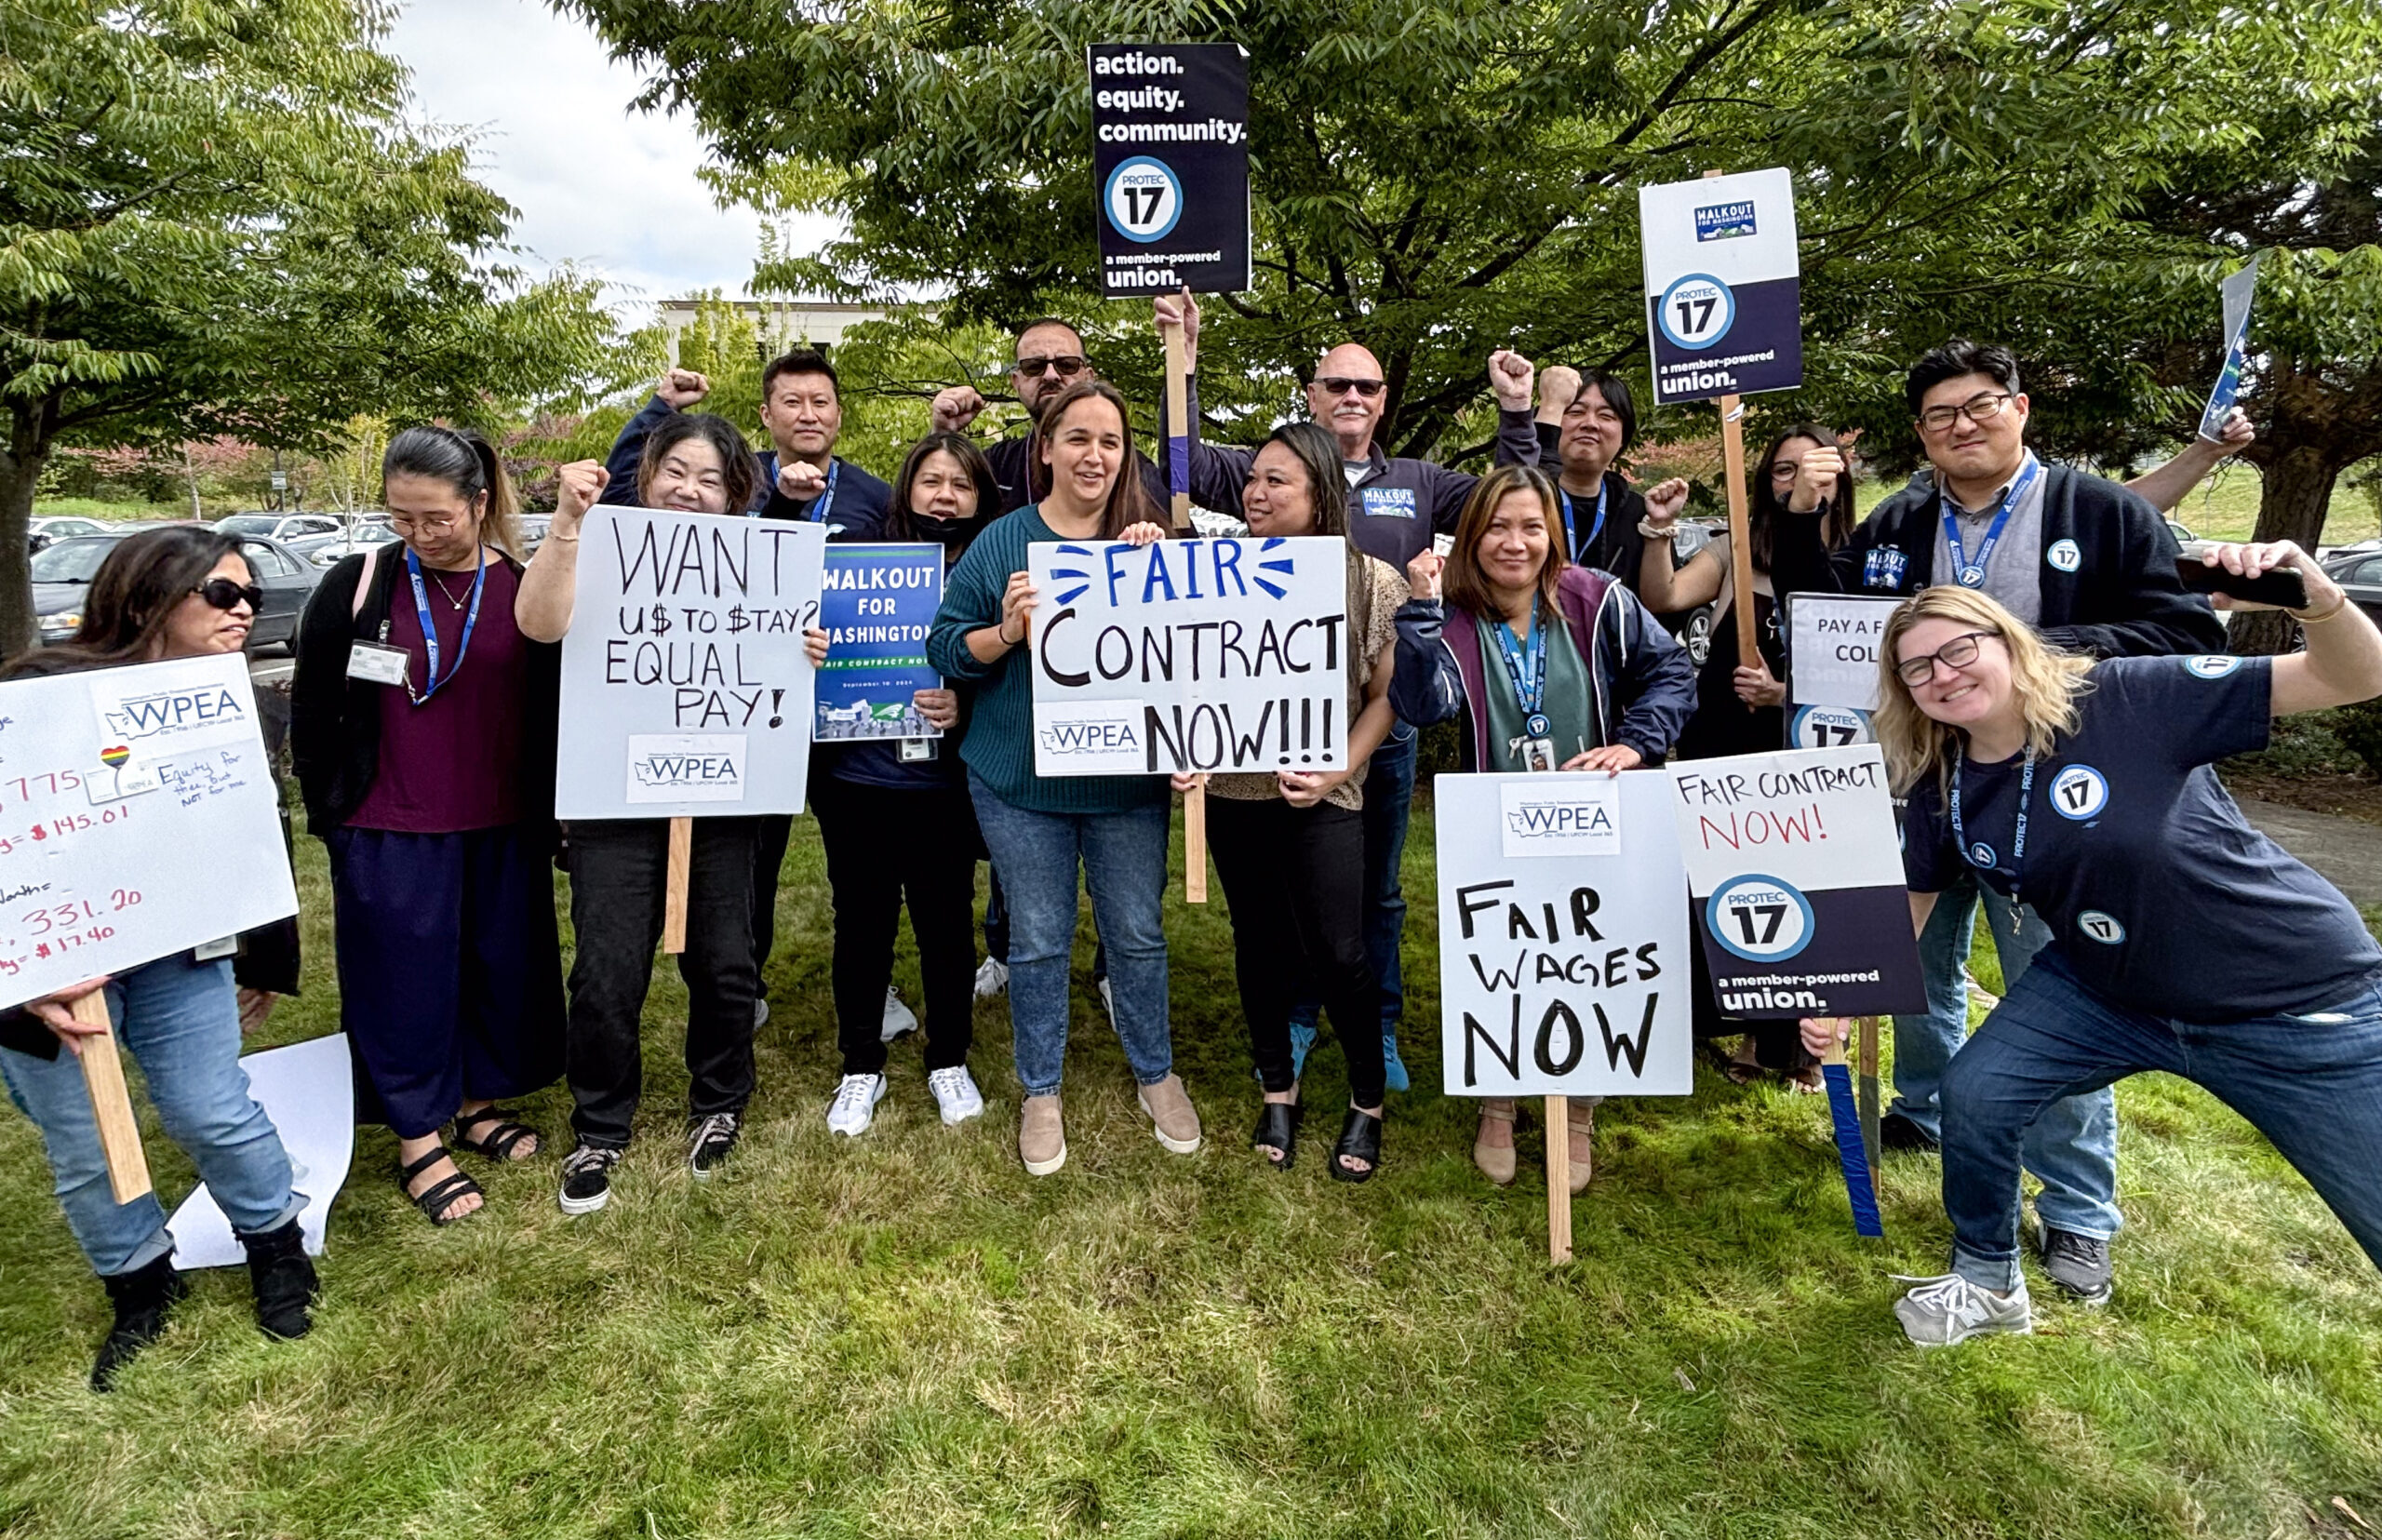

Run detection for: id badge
[[192, 935, 238, 962], [347, 641, 410, 687], [898, 738, 938, 764], [1516, 737, 1559, 773]]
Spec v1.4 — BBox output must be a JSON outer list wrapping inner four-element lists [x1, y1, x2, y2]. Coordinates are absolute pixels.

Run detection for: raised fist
[[777, 459, 829, 503], [931, 385, 987, 433], [1538, 365, 1583, 417], [1488, 350, 1535, 411], [554, 460, 609, 529], [657, 368, 709, 408]]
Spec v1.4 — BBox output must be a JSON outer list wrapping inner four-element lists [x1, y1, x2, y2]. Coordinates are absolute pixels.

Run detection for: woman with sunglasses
[[2, 528, 316, 1389], [518, 414, 769, 1214], [1394, 463, 1696, 1189], [927, 379, 1199, 1176], [1807, 554, 2382, 1346], [291, 426, 565, 1226]]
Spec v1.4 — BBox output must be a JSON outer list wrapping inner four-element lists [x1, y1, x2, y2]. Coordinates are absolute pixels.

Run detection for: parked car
[[33, 530, 322, 650], [1654, 519, 1725, 666], [2323, 548, 2382, 627], [27, 516, 111, 555], [216, 511, 343, 543], [288, 516, 395, 569], [2166, 518, 2198, 546]]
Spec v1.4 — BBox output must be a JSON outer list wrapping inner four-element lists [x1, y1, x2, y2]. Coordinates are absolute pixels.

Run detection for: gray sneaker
[[2038, 1225, 2114, 1306], [1892, 1272, 2033, 1346]]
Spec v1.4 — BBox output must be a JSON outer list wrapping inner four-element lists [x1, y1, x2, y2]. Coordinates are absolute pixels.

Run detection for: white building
[[655, 298, 889, 358]]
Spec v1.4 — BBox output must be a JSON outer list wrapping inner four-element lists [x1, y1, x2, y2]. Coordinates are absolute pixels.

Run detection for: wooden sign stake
[[1162, 320, 1210, 904], [662, 815, 692, 954], [1696, 169, 1762, 708], [72, 990, 153, 1204], [1544, 1093, 1573, 1263]]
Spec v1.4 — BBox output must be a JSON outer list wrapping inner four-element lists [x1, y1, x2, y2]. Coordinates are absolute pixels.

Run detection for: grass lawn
[[1, 802, 2377, 1539]]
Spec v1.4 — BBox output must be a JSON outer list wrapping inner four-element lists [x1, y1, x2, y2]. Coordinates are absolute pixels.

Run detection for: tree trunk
[[0, 411, 47, 656], [183, 444, 202, 519], [2231, 443, 2349, 656]]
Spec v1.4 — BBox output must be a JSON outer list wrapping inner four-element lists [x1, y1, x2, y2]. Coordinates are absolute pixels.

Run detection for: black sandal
[[1329, 1105, 1383, 1185], [397, 1147, 483, 1226], [453, 1106, 541, 1162], [1251, 1100, 1303, 1172]]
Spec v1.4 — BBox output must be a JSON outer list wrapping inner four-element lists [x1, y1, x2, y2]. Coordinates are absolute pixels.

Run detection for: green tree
[[1, 0, 628, 648]]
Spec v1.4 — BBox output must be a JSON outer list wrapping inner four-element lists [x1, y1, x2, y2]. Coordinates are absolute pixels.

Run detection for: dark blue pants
[[328, 823, 567, 1140], [1292, 723, 1415, 1039]]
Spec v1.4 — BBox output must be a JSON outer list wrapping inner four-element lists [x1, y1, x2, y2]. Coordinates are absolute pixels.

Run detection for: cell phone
[[2175, 541, 2308, 609]]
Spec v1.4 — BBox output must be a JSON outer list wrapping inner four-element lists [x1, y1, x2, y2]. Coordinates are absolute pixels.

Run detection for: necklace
[[426, 564, 475, 609]]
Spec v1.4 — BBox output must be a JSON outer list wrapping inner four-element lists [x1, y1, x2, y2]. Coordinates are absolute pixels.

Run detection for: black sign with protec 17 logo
[[1089, 43, 1251, 298]]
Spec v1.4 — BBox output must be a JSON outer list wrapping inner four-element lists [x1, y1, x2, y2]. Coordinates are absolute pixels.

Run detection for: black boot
[[239, 1219, 317, 1341], [90, 1254, 188, 1392]]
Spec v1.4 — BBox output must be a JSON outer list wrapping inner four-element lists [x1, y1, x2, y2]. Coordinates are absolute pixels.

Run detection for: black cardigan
[[289, 543, 562, 835]]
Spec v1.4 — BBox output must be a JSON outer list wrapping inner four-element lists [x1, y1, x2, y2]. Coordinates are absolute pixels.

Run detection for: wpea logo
[[622, 733, 749, 805], [1498, 778, 1622, 859], [100, 685, 248, 743], [1031, 702, 1149, 775], [633, 753, 741, 788], [1706, 874, 1814, 962]]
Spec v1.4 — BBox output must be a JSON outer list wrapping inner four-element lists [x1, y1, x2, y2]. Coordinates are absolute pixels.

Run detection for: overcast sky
[[386, 0, 835, 320]]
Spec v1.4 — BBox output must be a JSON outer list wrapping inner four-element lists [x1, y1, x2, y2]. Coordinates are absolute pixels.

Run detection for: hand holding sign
[[1488, 350, 1535, 411], [1154, 288, 1200, 369], [24, 979, 112, 1056]]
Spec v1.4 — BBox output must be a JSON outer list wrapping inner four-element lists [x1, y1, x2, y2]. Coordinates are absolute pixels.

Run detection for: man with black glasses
[[1769, 338, 2224, 1310], [930, 318, 1169, 515]]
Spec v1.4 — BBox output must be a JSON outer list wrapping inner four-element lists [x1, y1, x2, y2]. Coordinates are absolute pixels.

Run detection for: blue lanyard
[[1489, 597, 1552, 739], [1559, 482, 1609, 566], [1947, 741, 2036, 931], [403, 545, 486, 705], [1941, 456, 2041, 588], [758, 457, 838, 523]]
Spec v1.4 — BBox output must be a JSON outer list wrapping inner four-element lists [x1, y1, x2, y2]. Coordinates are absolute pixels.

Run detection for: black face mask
[[917, 514, 973, 549]]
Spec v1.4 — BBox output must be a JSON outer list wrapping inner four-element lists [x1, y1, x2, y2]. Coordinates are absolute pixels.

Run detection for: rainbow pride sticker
[[100, 744, 131, 768]]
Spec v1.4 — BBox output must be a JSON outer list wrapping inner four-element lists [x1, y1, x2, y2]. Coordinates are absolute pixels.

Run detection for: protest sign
[[1090, 43, 1251, 298], [554, 505, 826, 820], [0, 652, 298, 1010], [171, 1033, 353, 1267], [816, 542, 943, 742], [1666, 745, 1925, 1018], [1025, 535, 1350, 777], [2199, 252, 2263, 440], [1785, 592, 1900, 746], [1435, 772, 1693, 1100], [1639, 167, 1802, 407]]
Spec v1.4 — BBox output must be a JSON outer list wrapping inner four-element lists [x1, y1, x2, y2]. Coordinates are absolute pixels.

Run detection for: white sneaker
[[1892, 1272, 2032, 1346], [974, 958, 1009, 998], [825, 1073, 887, 1137], [753, 998, 770, 1027], [927, 1065, 985, 1125], [1098, 976, 1115, 1022], [880, 985, 918, 1042]]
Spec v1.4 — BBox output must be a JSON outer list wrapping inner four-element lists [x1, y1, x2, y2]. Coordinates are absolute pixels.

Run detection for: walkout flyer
[[816, 542, 943, 741]]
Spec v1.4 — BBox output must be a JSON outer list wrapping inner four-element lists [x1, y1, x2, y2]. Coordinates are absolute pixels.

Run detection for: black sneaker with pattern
[[688, 1112, 742, 1178], [558, 1142, 621, 1215]]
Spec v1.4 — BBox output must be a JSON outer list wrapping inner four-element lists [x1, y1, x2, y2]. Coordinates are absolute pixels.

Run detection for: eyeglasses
[[194, 579, 263, 612], [1917, 392, 2015, 435], [389, 514, 462, 535], [1315, 377, 1385, 398], [1768, 461, 1803, 479], [1014, 355, 1087, 379], [1894, 629, 2000, 686]]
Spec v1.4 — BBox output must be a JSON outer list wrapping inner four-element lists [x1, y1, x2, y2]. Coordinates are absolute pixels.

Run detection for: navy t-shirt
[[1903, 654, 2382, 1022]]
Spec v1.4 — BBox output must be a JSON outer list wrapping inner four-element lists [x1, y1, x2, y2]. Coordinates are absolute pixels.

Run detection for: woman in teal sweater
[[926, 379, 1201, 1176]]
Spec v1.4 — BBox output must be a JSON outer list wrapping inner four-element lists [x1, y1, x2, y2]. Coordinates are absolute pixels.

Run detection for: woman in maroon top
[[291, 427, 565, 1225]]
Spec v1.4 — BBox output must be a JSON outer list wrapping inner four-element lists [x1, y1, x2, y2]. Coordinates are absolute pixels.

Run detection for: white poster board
[[1025, 535, 1350, 776], [1435, 772, 1693, 1098], [169, 1033, 353, 1266], [1639, 167, 1802, 405], [1786, 593, 1901, 715], [0, 653, 298, 1010], [555, 506, 828, 819], [1666, 745, 1925, 1017]]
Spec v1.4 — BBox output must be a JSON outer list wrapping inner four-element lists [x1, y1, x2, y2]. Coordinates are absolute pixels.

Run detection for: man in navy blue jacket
[[1771, 338, 2226, 1308], [602, 348, 892, 539]]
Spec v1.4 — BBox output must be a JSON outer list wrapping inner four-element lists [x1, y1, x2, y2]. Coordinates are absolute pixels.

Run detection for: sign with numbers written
[[555, 505, 826, 819], [1639, 167, 1802, 405], [0, 653, 298, 1010], [1090, 43, 1251, 297], [1666, 745, 1924, 1018], [1435, 772, 1693, 1098]]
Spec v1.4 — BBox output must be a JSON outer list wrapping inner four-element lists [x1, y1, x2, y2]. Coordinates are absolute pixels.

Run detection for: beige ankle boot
[[1474, 1099, 1518, 1185]]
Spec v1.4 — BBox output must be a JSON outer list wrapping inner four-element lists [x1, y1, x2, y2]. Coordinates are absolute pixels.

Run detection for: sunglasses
[[1015, 355, 1088, 379], [1315, 377, 1385, 398], [194, 578, 263, 612]]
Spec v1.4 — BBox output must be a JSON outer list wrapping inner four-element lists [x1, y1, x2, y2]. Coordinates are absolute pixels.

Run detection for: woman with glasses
[[292, 426, 565, 1226], [1394, 463, 1696, 1188], [1809, 556, 2382, 1346], [4, 528, 317, 1389]]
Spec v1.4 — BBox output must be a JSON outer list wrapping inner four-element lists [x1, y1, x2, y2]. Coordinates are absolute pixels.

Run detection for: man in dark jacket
[[1771, 338, 2227, 1308], [930, 318, 1171, 516], [602, 349, 893, 536]]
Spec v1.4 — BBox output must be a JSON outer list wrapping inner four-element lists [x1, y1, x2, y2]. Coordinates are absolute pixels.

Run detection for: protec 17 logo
[[1693, 201, 1758, 241]]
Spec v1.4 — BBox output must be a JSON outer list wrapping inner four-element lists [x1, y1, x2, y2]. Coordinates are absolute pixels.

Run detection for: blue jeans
[[1894, 872, 2122, 1239], [1291, 722, 1415, 1039], [0, 956, 301, 1277], [1945, 951, 2382, 1291], [968, 772, 1172, 1097]]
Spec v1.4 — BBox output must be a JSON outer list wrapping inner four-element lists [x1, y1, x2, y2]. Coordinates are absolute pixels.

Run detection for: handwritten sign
[[0, 654, 298, 1010], [817, 542, 943, 740], [1666, 745, 1924, 1018], [1436, 772, 1693, 1098], [555, 506, 827, 820], [1025, 535, 1349, 776]]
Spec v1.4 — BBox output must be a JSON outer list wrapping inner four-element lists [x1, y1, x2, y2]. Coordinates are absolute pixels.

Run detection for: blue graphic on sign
[[1103, 156, 1184, 244], [815, 542, 944, 740], [1706, 874, 1816, 962], [1657, 273, 1737, 350], [1359, 486, 1418, 521], [1694, 202, 1758, 241]]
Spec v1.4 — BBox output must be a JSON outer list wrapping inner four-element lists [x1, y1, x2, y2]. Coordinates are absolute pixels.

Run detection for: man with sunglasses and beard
[[931, 318, 1171, 515]]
